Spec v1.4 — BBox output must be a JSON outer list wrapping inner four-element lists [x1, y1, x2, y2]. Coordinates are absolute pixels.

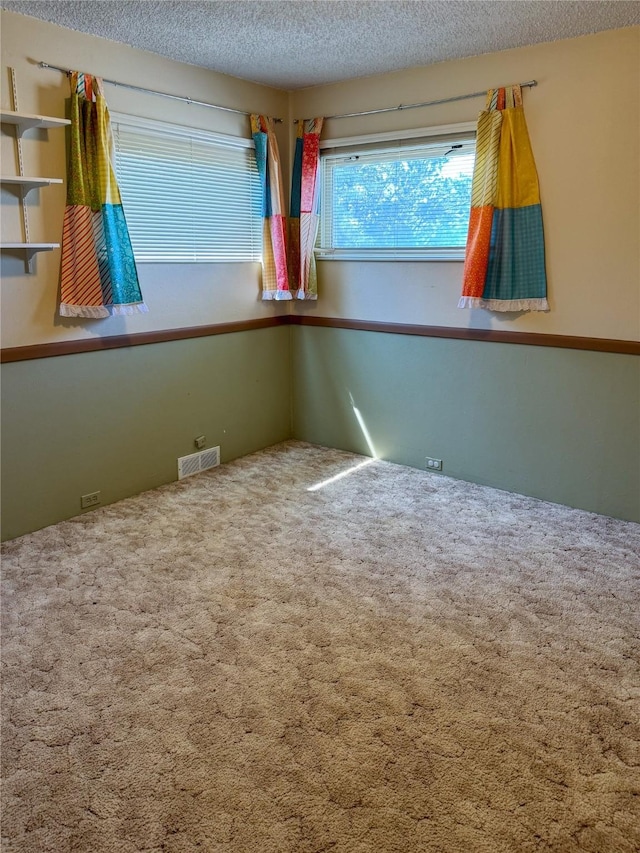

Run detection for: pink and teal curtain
[[459, 85, 548, 312], [60, 72, 146, 318], [289, 117, 324, 300], [250, 114, 290, 300]]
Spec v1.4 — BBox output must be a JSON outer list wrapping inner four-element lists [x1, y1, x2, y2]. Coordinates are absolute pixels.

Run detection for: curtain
[[289, 117, 324, 300], [459, 85, 548, 312], [250, 114, 290, 300], [59, 72, 146, 318]]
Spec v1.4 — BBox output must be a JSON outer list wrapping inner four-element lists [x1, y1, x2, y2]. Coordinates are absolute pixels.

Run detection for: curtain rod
[[37, 61, 283, 122], [314, 79, 537, 121]]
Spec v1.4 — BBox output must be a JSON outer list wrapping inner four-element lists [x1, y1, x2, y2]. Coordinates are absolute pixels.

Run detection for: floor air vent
[[178, 446, 220, 480]]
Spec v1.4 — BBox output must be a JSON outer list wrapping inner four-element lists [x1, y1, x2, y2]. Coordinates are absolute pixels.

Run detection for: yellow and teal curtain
[[289, 117, 324, 300], [60, 72, 146, 318], [250, 114, 290, 300], [459, 85, 548, 312]]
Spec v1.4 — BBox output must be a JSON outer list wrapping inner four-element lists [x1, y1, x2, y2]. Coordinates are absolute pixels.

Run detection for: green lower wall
[[291, 326, 640, 522], [1, 327, 291, 541], [2, 323, 638, 539]]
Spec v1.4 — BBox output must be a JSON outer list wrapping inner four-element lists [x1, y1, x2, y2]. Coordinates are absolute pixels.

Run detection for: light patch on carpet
[[307, 457, 376, 492]]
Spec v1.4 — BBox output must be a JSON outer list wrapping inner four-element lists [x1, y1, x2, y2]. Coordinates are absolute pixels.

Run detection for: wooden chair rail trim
[[2, 314, 638, 362]]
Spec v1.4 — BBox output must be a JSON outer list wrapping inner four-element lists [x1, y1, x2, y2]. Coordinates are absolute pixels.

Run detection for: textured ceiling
[[2, 1, 639, 89]]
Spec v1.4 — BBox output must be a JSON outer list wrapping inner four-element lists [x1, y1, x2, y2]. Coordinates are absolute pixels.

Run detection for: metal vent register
[[177, 446, 220, 480]]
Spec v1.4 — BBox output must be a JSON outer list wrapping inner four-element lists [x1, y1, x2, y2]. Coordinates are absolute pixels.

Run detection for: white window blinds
[[112, 114, 262, 263]]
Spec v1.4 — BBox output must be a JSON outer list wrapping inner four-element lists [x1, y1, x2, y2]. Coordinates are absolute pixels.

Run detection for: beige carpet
[[1, 441, 639, 853]]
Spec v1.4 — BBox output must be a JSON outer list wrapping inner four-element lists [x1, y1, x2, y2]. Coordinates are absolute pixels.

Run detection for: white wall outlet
[[426, 457, 443, 471]]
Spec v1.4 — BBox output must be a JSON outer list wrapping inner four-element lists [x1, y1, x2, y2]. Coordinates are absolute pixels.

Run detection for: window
[[112, 114, 262, 263], [318, 129, 475, 260]]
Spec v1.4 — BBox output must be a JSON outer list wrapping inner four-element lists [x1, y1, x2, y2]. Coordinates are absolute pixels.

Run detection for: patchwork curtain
[[289, 117, 324, 300], [250, 114, 291, 300], [459, 85, 548, 312], [60, 72, 146, 318]]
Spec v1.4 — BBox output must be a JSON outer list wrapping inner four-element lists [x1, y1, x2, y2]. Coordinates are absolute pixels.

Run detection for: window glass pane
[[319, 136, 475, 258]]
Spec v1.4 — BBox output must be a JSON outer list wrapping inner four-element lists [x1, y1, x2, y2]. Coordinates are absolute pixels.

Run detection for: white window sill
[[315, 248, 465, 262]]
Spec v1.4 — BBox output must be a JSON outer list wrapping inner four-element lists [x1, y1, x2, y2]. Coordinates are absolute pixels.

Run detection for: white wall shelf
[[0, 109, 70, 136], [0, 243, 60, 266], [1, 242, 59, 250], [1, 74, 69, 273], [1, 175, 63, 191]]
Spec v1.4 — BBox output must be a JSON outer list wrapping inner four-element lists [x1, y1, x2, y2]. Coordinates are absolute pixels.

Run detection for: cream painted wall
[[291, 28, 640, 341], [2, 16, 639, 346], [0, 12, 290, 348]]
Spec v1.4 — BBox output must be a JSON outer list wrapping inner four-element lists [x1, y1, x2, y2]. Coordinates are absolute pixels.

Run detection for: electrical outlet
[[194, 435, 206, 449], [81, 491, 101, 509], [426, 457, 443, 471]]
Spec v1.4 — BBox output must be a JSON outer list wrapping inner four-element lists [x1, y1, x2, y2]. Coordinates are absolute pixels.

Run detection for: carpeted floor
[[1, 441, 639, 853]]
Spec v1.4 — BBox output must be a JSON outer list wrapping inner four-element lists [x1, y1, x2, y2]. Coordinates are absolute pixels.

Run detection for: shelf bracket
[[23, 246, 38, 274]]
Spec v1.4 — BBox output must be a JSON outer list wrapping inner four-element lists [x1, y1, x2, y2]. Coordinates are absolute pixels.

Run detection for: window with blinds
[[318, 133, 475, 261], [112, 114, 262, 263]]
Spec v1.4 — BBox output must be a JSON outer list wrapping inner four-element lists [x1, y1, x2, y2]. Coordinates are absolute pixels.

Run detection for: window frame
[[316, 121, 477, 262], [111, 112, 262, 264]]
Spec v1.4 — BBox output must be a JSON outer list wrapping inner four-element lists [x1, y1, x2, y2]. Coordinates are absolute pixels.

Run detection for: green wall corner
[[291, 326, 640, 523], [2, 323, 638, 540]]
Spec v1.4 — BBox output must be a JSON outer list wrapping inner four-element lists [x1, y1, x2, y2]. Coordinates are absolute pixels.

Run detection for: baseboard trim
[[2, 313, 638, 362]]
